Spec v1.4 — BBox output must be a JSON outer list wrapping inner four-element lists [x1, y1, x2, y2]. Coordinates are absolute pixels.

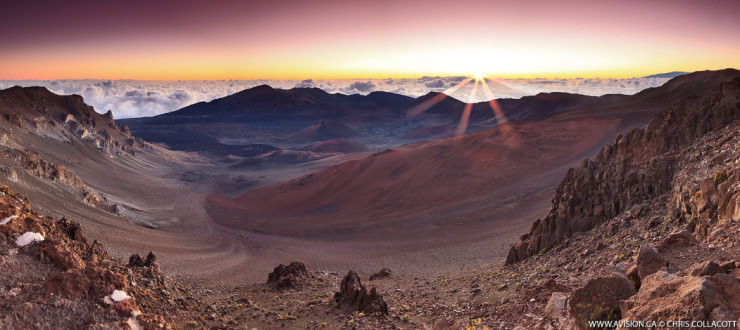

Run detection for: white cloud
[[0, 76, 671, 119]]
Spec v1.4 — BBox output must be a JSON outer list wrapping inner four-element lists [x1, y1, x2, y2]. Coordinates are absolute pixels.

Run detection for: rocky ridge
[[507, 77, 740, 264], [0, 185, 169, 329], [0, 146, 118, 213], [0, 86, 141, 156]]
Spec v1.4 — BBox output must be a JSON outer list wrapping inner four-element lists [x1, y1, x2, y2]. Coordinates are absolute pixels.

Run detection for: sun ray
[[479, 77, 521, 148], [455, 79, 479, 136], [406, 78, 473, 118]]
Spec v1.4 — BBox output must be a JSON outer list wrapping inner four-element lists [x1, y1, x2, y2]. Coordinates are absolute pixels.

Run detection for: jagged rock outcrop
[[335, 270, 389, 315], [267, 261, 310, 290], [507, 77, 740, 264], [0, 146, 119, 213], [129, 251, 159, 268], [0, 86, 140, 156]]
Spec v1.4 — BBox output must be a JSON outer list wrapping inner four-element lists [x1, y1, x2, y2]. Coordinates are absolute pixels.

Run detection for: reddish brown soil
[[207, 118, 621, 244]]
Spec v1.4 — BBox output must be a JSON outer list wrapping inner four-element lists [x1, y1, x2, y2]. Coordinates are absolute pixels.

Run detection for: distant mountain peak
[[643, 71, 689, 79]]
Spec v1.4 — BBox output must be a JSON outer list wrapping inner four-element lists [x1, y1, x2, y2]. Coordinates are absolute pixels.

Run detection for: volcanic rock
[[507, 75, 740, 264], [44, 267, 127, 300], [568, 274, 635, 329], [636, 246, 667, 280], [720, 261, 737, 272], [267, 261, 309, 290], [136, 313, 171, 330], [687, 261, 725, 277], [89, 240, 109, 264], [111, 297, 138, 317], [129, 251, 159, 268], [129, 253, 146, 267], [369, 267, 392, 281], [620, 271, 740, 323], [656, 229, 698, 252], [40, 240, 85, 270], [432, 318, 461, 330], [55, 218, 87, 243], [335, 270, 389, 315], [545, 292, 569, 320], [625, 265, 640, 289], [6, 113, 23, 127], [145, 251, 158, 266]]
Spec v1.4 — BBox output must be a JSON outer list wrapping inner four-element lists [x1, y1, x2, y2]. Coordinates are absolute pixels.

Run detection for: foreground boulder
[[620, 271, 740, 323], [569, 274, 635, 329], [267, 261, 309, 290], [636, 246, 667, 280], [335, 270, 388, 315]]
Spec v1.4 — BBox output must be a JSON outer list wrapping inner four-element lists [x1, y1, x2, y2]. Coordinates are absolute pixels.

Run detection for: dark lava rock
[[129, 253, 146, 267], [720, 260, 737, 272], [335, 270, 388, 315], [369, 267, 392, 281], [129, 251, 159, 268], [144, 251, 157, 266], [55, 218, 87, 243], [267, 261, 309, 290]]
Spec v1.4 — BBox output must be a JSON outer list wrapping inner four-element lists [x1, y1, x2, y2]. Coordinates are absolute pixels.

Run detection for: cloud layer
[[0, 77, 671, 119]]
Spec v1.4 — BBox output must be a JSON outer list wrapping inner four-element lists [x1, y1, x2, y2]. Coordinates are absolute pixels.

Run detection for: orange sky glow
[[1, 0, 738, 80]]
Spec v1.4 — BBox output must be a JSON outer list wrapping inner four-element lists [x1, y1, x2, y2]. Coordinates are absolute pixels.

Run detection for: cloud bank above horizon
[[0, 77, 672, 119]]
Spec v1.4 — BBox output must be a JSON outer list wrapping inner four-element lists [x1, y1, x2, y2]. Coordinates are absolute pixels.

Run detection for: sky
[[1, 0, 739, 80]]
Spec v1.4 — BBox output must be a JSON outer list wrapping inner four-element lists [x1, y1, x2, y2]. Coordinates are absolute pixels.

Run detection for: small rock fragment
[[0, 215, 17, 225], [369, 267, 392, 281], [687, 261, 724, 277], [545, 292, 569, 320], [15, 232, 44, 246]]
